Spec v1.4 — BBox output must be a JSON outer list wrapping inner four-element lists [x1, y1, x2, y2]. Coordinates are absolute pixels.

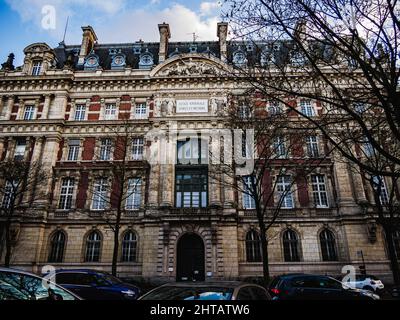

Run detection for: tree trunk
[[111, 203, 122, 276], [383, 224, 400, 286], [259, 228, 270, 285], [4, 220, 11, 268], [111, 220, 120, 276]]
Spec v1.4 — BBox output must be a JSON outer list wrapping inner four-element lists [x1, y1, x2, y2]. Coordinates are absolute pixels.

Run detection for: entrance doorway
[[176, 233, 205, 282]]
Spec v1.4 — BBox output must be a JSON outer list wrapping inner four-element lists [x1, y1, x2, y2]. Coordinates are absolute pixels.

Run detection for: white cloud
[[200, 1, 221, 16], [6, 0, 223, 45]]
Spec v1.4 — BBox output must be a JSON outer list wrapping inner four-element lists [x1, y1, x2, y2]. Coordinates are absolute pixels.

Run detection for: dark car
[[268, 274, 380, 300], [53, 269, 140, 300], [139, 281, 271, 300], [0, 267, 81, 300]]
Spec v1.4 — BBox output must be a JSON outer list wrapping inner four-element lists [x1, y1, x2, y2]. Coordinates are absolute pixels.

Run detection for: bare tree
[[0, 159, 48, 267], [84, 119, 148, 276], [223, 0, 400, 284], [209, 91, 332, 283]]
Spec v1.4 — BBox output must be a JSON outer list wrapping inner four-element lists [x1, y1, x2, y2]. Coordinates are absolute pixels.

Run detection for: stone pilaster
[[48, 93, 67, 119], [3, 95, 14, 120], [41, 94, 51, 119], [160, 164, 173, 207]]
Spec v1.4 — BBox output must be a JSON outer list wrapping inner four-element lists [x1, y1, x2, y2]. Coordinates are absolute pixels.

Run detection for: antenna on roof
[[188, 32, 200, 42], [62, 16, 69, 43]]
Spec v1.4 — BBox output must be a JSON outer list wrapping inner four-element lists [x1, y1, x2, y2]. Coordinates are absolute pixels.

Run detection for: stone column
[[223, 173, 235, 208], [148, 164, 160, 207], [41, 94, 51, 119], [39, 137, 61, 204], [3, 95, 14, 120], [29, 137, 46, 207], [0, 137, 5, 160], [333, 157, 358, 214], [160, 164, 173, 207], [209, 168, 222, 207]]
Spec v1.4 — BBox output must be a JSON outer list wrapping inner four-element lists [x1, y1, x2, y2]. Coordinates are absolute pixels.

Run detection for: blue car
[[52, 269, 140, 300]]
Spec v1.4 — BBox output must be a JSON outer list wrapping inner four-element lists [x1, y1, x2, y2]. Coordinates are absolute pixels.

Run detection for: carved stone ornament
[[158, 58, 223, 77]]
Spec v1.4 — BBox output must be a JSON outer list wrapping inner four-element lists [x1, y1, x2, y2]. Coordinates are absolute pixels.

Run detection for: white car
[[344, 275, 384, 292]]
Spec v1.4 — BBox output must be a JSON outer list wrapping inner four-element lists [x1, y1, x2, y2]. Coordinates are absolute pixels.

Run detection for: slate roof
[[51, 39, 334, 71]]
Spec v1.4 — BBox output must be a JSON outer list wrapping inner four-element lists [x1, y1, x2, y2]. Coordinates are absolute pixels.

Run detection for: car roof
[[155, 281, 261, 288], [0, 267, 42, 277], [54, 269, 108, 274], [273, 273, 331, 279]]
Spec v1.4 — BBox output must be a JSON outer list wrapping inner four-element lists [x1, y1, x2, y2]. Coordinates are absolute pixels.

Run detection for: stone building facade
[[0, 22, 395, 283]]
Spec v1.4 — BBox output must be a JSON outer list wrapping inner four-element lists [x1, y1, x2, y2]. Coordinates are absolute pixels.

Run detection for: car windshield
[[141, 286, 234, 300], [100, 273, 123, 285]]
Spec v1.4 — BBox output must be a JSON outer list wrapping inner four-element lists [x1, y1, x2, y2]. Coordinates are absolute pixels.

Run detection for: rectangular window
[[372, 176, 389, 205], [238, 105, 251, 119], [104, 104, 117, 120], [91, 178, 108, 210], [58, 178, 75, 210], [67, 139, 80, 161], [268, 100, 282, 115], [99, 138, 112, 161], [24, 106, 35, 120], [32, 61, 42, 76], [300, 99, 315, 117], [74, 105, 86, 121], [135, 103, 147, 119], [132, 137, 144, 160], [125, 178, 142, 210], [311, 175, 329, 208], [306, 136, 319, 157], [175, 169, 208, 208], [242, 176, 256, 209], [1, 180, 17, 209], [276, 175, 294, 208], [14, 139, 26, 161], [273, 136, 286, 158]]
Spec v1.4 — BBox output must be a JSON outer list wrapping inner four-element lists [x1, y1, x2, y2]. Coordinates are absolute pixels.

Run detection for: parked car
[[341, 274, 384, 293], [53, 269, 140, 300], [0, 267, 81, 300], [139, 281, 271, 300], [268, 274, 380, 300]]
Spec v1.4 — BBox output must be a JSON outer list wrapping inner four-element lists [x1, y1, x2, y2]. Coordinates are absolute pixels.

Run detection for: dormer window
[[139, 53, 154, 69], [32, 61, 42, 76], [189, 45, 197, 53], [133, 45, 141, 54], [111, 54, 126, 70], [233, 50, 247, 67], [84, 54, 99, 70]]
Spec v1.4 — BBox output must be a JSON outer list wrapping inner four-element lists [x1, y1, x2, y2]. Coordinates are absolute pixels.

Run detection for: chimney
[[158, 23, 170, 63], [217, 22, 228, 62], [78, 26, 98, 65]]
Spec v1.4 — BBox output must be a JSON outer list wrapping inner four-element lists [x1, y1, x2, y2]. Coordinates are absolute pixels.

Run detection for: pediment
[[150, 54, 231, 77], [24, 43, 53, 54]]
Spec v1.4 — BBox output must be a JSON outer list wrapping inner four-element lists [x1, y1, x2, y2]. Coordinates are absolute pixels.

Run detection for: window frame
[[91, 177, 109, 211], [125, 178, 142, 210], [319, 229, 338, 261], [23, 105, 35, 120], [299, 99, 315, 117], [175, 166, 208, 209], [58, 177, 75, 210], [67, 139, 80, 161], [306, 136, 320, 158], [276, 175, 294, 209], [242, 176, 256, 210], [85, 231, 102, 262], [283, 229, 301, 262], [132, 137, 144, 160], [121, 230, 138, 262], [31, 61, 43, 76], [74, 104, 86, 121], [245, 230, 262, 262], [48, 230, 66, 263], [311, 174, 329, 208], [104, 104, 117, 120]]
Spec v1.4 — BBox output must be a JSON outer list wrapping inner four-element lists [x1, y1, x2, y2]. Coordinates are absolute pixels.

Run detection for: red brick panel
[[114, 137, 127, 160], [110, 177, 121, 208], [88, 113, 99, 121], [76, 171, 89, 209], [291, 135, 304, 157], [262, 170, 274, 206], [296, 173, 309, 207], [82, 137, 95, 161]]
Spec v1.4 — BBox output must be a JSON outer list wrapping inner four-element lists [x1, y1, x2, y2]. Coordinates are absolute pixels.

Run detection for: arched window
[[320, 229, 338, 261], [246, 230, 261, 262], [48, 231, 66, 263], [283, 229, 300, 262], [393, 230, 400, 259], [122, 231, 138, 262], [85, 231, 101, 262]]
